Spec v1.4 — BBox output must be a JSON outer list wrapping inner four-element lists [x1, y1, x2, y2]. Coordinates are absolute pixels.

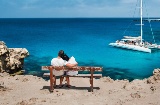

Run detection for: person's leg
[[64, 71, 67, 81], [59, 76, 64, 86], [66, 76, 71, 88], [53, 76, 56, 87], [59, 71, 66, 87]]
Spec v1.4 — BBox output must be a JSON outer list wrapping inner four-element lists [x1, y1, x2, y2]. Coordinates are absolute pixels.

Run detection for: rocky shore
[[0, 69, 160, 105], [0, 41, 29, 74]]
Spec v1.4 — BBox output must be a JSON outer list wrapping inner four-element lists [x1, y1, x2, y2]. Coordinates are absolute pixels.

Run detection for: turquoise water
[[0, 18, 160, 81]]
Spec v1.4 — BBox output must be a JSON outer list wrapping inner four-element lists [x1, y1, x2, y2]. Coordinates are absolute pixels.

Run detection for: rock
[[16, 100, 28, 105], [101, 76, 114, 83], [153, 69, 160, 74], [130, 92, 141, 98], [0, 41, 8, 55], [150, 86, 156, 92], [0, 41, 29, 74], [153, 74, 160, 81], [147, 69, 160, 84]]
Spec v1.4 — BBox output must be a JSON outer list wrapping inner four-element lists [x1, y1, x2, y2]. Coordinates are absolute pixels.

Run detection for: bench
[[41, 66, 103, 92]]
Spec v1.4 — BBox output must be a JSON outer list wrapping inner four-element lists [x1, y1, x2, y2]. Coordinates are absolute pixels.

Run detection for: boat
[[109, 0, 160, 53]]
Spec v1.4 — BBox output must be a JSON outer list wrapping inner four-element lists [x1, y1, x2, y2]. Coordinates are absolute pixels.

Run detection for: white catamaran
[[109, 0, 160, 53]]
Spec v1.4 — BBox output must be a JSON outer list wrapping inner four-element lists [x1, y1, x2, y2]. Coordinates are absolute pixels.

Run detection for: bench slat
[[43, 73, 102, 78], [42, 66, 102, 71]]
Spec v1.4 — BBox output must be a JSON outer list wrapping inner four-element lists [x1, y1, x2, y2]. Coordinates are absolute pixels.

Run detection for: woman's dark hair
[[62, 54, 69, 61], [58, 50, 69, 61]]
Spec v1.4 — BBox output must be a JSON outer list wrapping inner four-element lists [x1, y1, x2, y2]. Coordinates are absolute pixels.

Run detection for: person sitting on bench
[[51, 50, 78, 88]]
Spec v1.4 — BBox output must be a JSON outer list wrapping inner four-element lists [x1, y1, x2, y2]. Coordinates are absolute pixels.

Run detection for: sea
[[0, 18, 160, 81]]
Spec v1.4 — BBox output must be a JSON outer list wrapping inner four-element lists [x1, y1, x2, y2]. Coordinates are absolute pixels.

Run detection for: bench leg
[[50, 76, 56, 92], [90, 69, 94, 92], [49, 67, 54, 92]]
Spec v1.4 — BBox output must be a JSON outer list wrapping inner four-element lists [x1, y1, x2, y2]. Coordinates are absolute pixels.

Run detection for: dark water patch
[[102, 67, 147, 81], [144, 58, 152, 61], [24, 55, 52, 77]]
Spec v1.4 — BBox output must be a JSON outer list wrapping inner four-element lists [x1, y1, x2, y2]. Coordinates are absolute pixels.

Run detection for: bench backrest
[[42, 66, 102, 71]]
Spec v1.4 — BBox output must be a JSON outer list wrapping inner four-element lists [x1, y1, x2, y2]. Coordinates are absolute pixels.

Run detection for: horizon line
[[0, 17, 160, 19]]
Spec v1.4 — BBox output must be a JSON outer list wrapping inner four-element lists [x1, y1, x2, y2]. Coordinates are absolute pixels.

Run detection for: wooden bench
[[41, 66, 103, 92]]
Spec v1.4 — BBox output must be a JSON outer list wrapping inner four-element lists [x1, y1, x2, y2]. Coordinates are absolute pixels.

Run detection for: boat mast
[[140, 0, 143, 43]]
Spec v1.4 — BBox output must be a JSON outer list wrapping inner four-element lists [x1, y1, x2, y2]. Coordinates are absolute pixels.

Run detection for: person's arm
[[66, 63, 78, 68]]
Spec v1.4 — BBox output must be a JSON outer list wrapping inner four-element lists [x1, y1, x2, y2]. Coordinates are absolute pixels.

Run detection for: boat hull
[[109, 43, 151, 53]]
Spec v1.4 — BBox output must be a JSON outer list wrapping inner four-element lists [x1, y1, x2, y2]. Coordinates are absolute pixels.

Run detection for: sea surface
[[0, 18, 160, 81]]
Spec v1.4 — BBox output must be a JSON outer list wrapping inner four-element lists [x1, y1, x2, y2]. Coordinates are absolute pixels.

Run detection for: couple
[[51, 50, 78, 88]]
